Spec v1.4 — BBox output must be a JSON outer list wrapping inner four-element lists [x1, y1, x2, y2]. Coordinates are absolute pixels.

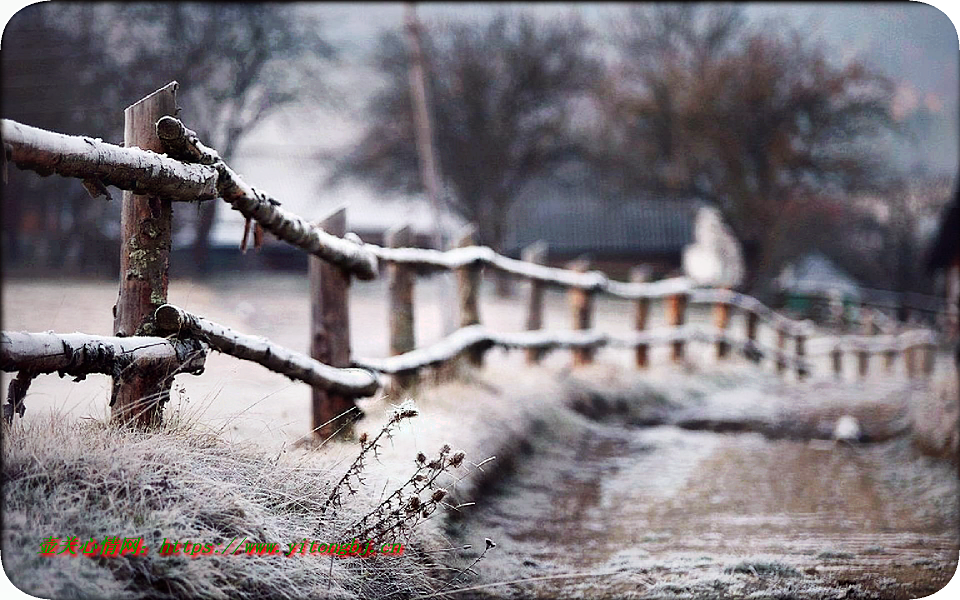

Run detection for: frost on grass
[[0, 413, 446, 600], [724, 559, 801, 578]]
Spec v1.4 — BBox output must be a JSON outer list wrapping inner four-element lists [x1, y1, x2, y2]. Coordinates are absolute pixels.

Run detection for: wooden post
[[795, 334, 807, 380], [111, 82, 179, 427], [831, 345, 843, 379], [522, 241, 548, 365], [857, 349, 870, 379], [883, 349, 897, 375], [631, 267, 650, 369], [776, 329, 788, 375], [666, 293, 688, 363], [386, 224, 417, 395], [745, 311, 760, 363], [905, 345, 918, 379], [455, 226, 484, 367], [713, 294, 731, 360], [568, 256, 595, 366], [310, 207, 356, 440], [922, 343, 936, 377]]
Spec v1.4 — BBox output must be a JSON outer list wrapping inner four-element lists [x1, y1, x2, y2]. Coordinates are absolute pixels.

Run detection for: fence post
[[631, 267, 650, 369], [857, 348, 870, 379], [386, 224, 417, 395], [831, 345, 843, 379], [667, 292, 688, 363], [795, 334, 807, 380], [905, 344, 918, 379], [713, 293, 731, 360], [522, 241, 548, 365], [111, 82, 179, 427], [745, 311, 760, 363], [776, 329, 788, 375], [568, 256, 594, 366], [883, 349, 897, 375], [922, 343, 936, 378], [310, 207, 356, 440], [455, 226, 484, 367]]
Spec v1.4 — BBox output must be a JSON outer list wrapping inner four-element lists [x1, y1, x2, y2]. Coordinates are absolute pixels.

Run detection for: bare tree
[[593, 4, 896, 292], [328, 12, 599, 267]]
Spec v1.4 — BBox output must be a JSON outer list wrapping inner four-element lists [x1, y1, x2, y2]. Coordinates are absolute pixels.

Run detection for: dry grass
[[0, 357, 587, 600], [0, 409, 456, 600]]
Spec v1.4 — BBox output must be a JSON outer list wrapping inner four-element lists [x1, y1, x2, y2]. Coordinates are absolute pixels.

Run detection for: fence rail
[[0, 82, 947, 438]]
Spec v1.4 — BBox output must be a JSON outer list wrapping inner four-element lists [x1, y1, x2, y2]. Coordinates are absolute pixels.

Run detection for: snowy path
[[448, 377, 959, 599]]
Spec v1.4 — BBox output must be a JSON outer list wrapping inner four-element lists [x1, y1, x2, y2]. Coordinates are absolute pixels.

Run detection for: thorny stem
[[318, 404, 419, 517]]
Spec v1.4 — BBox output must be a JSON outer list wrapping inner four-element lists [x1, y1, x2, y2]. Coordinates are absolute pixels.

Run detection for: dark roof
[[503, 178, 699, 257], [926, 185, 959, 271]]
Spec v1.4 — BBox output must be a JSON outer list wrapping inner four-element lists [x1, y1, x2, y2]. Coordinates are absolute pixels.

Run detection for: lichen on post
[[111, 81, 179, 427]]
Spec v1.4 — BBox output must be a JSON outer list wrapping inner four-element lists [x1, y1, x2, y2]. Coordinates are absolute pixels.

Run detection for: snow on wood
[[154, 304, 381, 396], [354, 325, 607, 374], [155, 116, 379, 280], [1, 119, 219, 202], [1, 331, 207, 377]]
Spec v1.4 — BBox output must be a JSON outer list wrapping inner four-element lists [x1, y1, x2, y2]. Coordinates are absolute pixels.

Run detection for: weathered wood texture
[[631, 267, 650, 369], [156, 116, 378, 280], [455, 227, 485, 367], [832, 346, 843, 379], [522, 241, 548, 365], [568, 257, 595, 366], [2, 331, 206, 423], [309, 208, 359, 439], [153, 304, 379, 395], [713, 296, 731, 360], [745, 310, 761, 363], [858, 349, 870, 379], [0, 118, 218, 202], [1, 331, 206, 378], [112, 83, 179, 427], [386, 225, 417, 395], [667, 293, 688, 363], [776, 330, 788, 374], [795, 335, 807, 380]]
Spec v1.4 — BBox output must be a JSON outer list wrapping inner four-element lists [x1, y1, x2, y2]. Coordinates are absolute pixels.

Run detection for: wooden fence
[[0, 82, 945, 438]]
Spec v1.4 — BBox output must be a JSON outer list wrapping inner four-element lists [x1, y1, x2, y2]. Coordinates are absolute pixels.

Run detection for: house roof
[[777, 252, 861, 298], [502, 178, 700, 258]]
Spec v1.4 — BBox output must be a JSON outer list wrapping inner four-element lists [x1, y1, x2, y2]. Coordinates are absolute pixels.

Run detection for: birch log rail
[[1, 332, 206, 423], [0, 84, 948, 438], [1, 119, 219, 202], [153, 304, 381, 396], [155, 116, 379, 280]]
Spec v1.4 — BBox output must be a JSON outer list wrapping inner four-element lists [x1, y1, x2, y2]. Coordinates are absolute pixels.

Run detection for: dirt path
[[447, 381, 959, 599]]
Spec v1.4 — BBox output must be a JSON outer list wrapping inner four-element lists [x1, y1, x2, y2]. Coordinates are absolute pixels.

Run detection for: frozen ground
[[2, 274, 958, 598], [445, 371, 959, 599]]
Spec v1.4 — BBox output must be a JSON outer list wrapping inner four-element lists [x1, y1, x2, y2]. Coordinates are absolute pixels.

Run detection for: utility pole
[[405, 2, 456, 334]]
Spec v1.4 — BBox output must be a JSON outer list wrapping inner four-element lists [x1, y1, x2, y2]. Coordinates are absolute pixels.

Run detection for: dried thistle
[[344, 443, 471, 544], [317, 402, 419, 520]]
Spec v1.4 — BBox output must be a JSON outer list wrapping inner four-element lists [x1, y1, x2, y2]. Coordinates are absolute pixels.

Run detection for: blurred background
[[1, 2, 957, 317]]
